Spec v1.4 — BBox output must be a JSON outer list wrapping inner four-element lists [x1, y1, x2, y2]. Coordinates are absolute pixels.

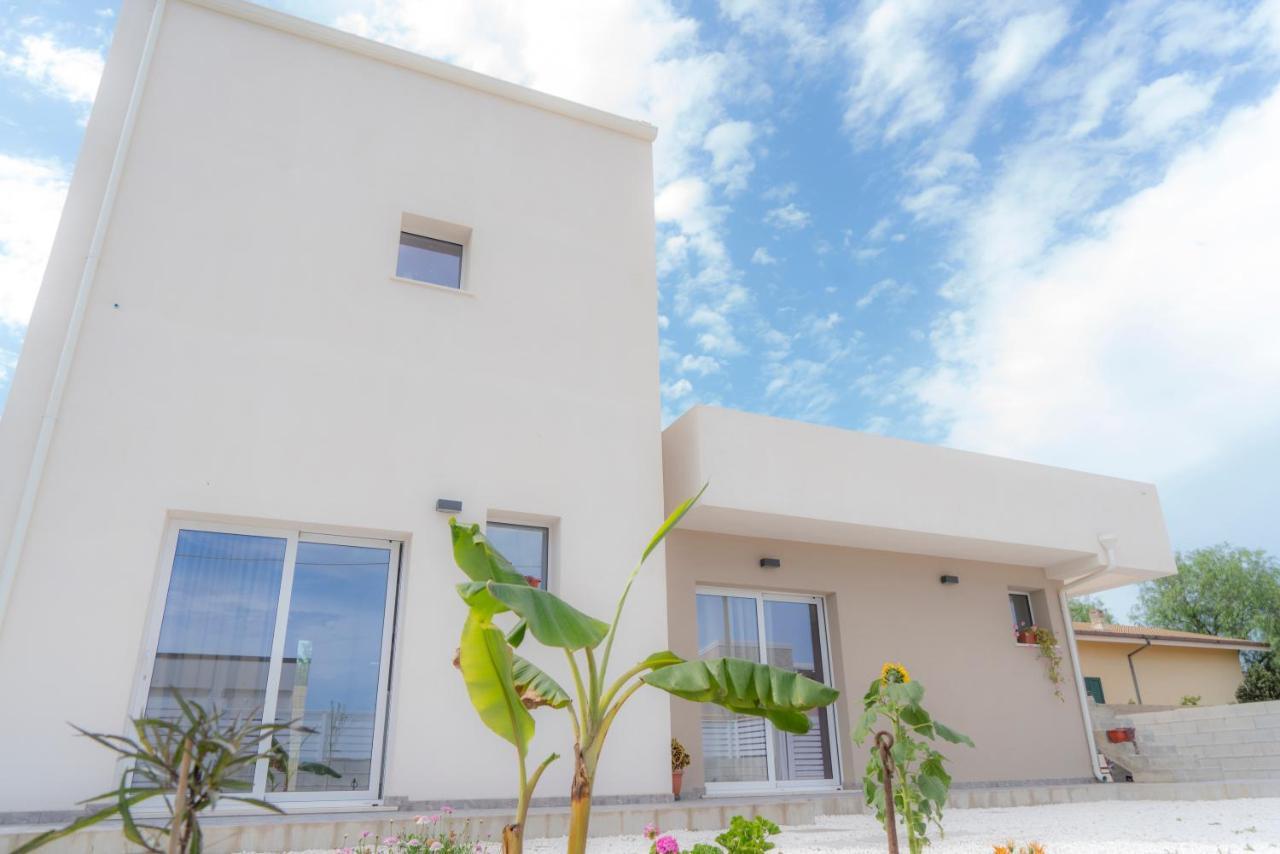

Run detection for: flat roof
[[185, 0, 659, 142], [1074, 621, 1269, 650]]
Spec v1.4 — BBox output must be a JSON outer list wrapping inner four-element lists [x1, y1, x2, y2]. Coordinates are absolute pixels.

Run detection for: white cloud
[[762, 181, 798, 201], [969, 9, 1069, 105], [703, 120, 757, 193], [807, 312, 841, 334], [661, 377, 694, 401], [764, 202, 811, 230], [912, 86, 1280, 483], [856, 277, 916, 310], [678, 353, 722, 375], [750, 246, 777, 265], [0, 154, 70, 326], [1123, 73, 1220, 142], [719, 0, 830, 67], [1, 34, 103, 105], [865, 217, 892, 242]]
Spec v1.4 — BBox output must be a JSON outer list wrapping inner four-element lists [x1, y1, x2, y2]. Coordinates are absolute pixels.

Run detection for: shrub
[[1179, 695, 1201, 706], [1237, 651, 1280, 702]]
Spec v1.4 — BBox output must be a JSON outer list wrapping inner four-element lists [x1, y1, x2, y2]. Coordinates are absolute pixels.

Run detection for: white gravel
[[521, 799, 1280, 853]]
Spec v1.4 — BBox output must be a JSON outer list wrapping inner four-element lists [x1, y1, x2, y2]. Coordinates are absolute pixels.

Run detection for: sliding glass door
[[696, 588, 839, 794], [139, 524, 399, 802]]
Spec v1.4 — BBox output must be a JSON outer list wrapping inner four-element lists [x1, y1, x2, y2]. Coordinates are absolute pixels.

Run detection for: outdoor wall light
[[435, 498, 463, 514], [940, 574, 960, 585], [760, 558, 781, 569]]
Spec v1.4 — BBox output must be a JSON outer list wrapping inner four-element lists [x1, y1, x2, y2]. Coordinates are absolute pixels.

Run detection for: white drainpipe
[[1058, 533, 1119, 783], [0, 0, 169, 636]]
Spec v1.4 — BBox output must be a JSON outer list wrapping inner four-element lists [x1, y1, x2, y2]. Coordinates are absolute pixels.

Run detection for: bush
[[1237, 651, 1280, 703]]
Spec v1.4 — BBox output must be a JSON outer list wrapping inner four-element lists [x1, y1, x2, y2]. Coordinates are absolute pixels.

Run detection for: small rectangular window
[[396, 231, 463, 289], [1009, 592, 1035, 632], [486, 522, 549, 589]]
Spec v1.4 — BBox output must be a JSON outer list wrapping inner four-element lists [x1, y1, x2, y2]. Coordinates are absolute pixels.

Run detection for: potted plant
[[1016, 625, 1037, 645], [671, 738, 691, 800]]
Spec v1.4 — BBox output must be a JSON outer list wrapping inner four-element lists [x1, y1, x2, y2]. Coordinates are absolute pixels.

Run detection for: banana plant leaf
[[512, 655, 572, 709], [642, 658, 839, 734], [457, 611, 533, 754], [484, 582, 609, 650], [451, 521, 531, 585]]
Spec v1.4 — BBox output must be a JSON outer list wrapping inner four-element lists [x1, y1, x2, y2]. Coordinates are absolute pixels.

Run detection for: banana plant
[[449, 486, 840, 854]]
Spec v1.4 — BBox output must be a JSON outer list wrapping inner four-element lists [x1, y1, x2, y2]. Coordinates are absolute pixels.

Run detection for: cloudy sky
[[2, 0, 1279, 617]]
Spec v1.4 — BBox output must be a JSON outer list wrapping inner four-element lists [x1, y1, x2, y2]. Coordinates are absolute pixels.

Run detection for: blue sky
[[3, 0, 1279, 619]]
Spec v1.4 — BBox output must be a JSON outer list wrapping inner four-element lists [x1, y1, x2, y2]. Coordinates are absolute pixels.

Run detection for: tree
[[1068, 596, 1114, 624], [1131, 544, 1280, 644], [1237, 651, 1280, 703]]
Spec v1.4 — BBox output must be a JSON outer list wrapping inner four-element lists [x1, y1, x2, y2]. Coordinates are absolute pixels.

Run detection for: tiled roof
[[1073, 621, 1269, 649]]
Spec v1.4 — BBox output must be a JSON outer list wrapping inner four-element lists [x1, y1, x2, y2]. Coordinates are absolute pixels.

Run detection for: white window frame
[[485, 520, 551, 590], [695, 585, 842, 796], [392, 211, 474, 295], [130, 520, 402, 806]]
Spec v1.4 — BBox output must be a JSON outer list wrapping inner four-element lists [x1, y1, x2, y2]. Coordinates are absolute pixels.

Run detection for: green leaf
[[642, 657, 838, 733], [917, 772, 948, 806], [450, 521, 530, 585], [933, 720, 974, 747], [638, 650, 685, 671], [512, 655, 572, 709], [457, 611, 533, 754], [642, 483, 708, 562], [852, 708, 879, 743], [456, 581, 509, 617], [11, 790, 159, 854], [485, 582, 609, 650], [506, 619, 528, 649]]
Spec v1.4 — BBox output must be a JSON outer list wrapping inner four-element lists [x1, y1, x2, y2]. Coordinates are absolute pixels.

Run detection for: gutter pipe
[[0, 0, 169, 637], [1127, 638, 1152, 704], [1057, 533, 1119, 783]]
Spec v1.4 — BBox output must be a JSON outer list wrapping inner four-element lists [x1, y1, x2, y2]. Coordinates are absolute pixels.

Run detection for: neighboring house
[[1074, 617, 1268, 707], [0, 0, 1176, 823]]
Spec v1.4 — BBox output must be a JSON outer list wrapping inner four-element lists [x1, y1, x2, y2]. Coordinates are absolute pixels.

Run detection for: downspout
[[1126, 638, 1152, 704], [0, 0, 169, 636], [1057, 533, 1118, 783]]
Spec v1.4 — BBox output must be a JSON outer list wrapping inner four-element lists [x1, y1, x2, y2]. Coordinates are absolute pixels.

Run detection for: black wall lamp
[[435, 498, 463, 513], [940, 574, 960, 585], [760, 558, 781, 569]]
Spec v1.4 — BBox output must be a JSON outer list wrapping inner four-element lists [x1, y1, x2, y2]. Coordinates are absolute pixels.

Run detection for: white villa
[[0, 0, 1176, 827]]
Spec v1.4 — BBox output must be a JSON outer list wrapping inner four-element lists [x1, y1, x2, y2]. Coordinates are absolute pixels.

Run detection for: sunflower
[[880, 662, 910, 685]]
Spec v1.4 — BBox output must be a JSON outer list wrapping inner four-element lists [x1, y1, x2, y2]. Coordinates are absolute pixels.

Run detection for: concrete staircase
[[1093, 700, 1280, 783]]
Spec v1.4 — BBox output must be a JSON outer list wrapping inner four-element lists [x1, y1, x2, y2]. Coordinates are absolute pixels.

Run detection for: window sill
[[390, 275, 475, 297], [1016, 642, 1039, 648]]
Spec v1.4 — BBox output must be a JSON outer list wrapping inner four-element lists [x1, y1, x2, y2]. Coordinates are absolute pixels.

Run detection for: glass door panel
[[764, 600, 835, 783], [694, 589, 838, 793], [145, 531, 287, 785], [268, 541, 392, 794], [696, 593, 768, 784]]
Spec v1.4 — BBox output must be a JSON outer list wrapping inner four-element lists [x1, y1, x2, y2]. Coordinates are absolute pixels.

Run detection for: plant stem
[[566, 744, 593, 854], [168, 738, 192, 854]]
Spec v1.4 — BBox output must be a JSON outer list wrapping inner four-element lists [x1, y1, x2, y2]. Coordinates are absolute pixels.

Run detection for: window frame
[[1008, 591, 1036, 637], [485, 520, 551, 589], [392, 212, 474, 295], [130, 520, 402, 805]]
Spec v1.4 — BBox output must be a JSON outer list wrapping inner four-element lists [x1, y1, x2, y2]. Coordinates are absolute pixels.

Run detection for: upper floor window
[[486, 522, 549, 589], [1009, 592, 1035, 632], [397, 232, 463, 289]]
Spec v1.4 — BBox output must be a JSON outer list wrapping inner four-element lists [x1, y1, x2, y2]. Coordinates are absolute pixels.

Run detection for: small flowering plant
[[995, 843, 1046, 854], [854, 663, 974, 854], [651, 835, 681, 854], [344, 812, 484, 854]]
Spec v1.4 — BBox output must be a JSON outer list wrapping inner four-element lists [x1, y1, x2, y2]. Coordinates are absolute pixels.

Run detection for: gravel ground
[[520, 799, 1280, 853]]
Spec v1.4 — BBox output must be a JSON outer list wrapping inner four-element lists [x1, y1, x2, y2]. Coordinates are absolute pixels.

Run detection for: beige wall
[[0, 0, 666, 812], [665, 530, 1096, 793], [1078, 641, 1246, 707]]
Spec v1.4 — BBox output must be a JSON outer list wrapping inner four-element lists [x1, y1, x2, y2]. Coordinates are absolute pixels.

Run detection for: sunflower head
[[880, 662, 910, 685]]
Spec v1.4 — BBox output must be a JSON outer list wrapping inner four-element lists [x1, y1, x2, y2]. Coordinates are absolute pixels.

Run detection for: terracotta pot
[[672, 770, 683, 800], [1106, 727, 1136, 744], [1017, 628, 1037, 645], [524, 575, 542, 588]]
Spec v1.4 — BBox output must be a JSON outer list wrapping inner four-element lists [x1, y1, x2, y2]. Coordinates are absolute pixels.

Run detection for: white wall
[[0, 0, 667, 813]]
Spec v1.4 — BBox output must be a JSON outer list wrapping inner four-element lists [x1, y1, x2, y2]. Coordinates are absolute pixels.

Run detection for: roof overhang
[[662, 407, 1176, 593], [1075, 632, 1268, 651]]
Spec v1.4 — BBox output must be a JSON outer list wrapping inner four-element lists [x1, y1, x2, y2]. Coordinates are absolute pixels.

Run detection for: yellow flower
[[880, 662, 910, 685]]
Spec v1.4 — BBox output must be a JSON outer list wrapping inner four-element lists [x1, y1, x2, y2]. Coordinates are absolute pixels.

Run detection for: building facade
[[0, 0, 1176, 823]]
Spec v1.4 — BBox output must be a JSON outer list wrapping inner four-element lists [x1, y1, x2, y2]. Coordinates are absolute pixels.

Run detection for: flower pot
[[524, 575, 542, 588], [1106, 727, 1136, 743], [1017, 628, 1037, 645], [672, 770, 683, 800]]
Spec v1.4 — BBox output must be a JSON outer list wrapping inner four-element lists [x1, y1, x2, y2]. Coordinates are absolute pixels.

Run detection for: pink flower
[[383, 836, 400, 845], [655, 834, 680, 854], [644, 822, 659, 840], [361, 831, 373, 839], [428, 842, 442, 852], [341, 849, 354, 854], [442, 805, 455, 815], [414, 816, 429, 825]]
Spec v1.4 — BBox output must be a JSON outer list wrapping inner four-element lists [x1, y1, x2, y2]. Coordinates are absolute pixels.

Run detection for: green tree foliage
[[1237, 651, 1280, 703], [1068, 596, 1115, 623], [1131, 544, 1280, 644]]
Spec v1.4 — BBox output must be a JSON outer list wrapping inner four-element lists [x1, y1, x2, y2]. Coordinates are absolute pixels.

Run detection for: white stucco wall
[[0, 0, 667, 813]]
